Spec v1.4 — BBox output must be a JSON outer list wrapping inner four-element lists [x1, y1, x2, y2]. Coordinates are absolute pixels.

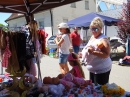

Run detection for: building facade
[[6, 0, 96, 39]]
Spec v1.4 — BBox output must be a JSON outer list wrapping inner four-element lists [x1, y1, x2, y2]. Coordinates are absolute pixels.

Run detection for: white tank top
[[86, 34, 112, 74]]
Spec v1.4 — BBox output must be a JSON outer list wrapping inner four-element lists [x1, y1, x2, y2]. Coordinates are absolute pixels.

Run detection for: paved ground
[[0, 46, 130, 92]]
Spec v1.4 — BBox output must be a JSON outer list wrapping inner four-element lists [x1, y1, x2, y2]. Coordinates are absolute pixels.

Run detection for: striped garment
[[2, 36, 11, 68]]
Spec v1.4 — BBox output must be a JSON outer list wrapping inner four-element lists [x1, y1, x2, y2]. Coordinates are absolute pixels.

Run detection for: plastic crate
[[49, 48, 56, 53]]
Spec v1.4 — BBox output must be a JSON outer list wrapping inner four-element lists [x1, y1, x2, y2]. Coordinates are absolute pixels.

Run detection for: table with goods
[[0, 72, 130, 97]]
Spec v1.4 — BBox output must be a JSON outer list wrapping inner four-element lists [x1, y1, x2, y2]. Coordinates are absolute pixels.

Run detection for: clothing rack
[[0, 29, 42, 80]]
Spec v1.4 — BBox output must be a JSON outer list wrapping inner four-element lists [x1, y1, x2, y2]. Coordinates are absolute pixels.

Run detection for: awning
[[0, 0, 81, 14]]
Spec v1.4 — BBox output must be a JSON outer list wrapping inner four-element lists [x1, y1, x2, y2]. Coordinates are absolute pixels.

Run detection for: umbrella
[[67, 12, 120, 27]]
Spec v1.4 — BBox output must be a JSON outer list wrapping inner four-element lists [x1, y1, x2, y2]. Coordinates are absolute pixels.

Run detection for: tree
[[0, 23, 8, 32], [117, 3, 130, 43]]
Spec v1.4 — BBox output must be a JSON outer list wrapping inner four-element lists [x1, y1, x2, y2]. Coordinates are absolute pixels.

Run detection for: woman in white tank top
[[82, 17, 112, 85]]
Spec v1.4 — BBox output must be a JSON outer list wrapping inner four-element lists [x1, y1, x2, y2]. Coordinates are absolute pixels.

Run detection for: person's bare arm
[[70, 38, 73, 48], [54, 37, 64, 47], [92, 38, 110, 58]]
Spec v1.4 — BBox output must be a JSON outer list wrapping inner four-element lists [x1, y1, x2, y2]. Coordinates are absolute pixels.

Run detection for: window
[[63, 18, 68, 23], [85, 1, 89, 10], [71, 3, 76, 8], [39, 21, 44, 28]]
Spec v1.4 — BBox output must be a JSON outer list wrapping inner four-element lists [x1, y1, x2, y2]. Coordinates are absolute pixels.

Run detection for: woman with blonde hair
[[82, 17, 112, 85]]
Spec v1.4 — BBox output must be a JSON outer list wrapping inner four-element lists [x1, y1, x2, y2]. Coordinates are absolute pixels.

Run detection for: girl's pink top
[[73, 66, 82, 78]]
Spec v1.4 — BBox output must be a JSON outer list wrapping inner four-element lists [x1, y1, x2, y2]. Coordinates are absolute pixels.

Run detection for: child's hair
[[66, 28, 71, 34], [68, 53, 85, 78]]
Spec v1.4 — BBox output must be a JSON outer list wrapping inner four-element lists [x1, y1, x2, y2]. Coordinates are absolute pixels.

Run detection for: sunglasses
[[90, 28, 99, 32]]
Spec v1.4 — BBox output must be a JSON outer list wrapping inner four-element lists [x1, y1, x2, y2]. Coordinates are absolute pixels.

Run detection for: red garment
[[2, 36, 11, 68], [38, 30, 48, 54], [73, 66, 83, 78], [70, 31, 80, 46], [123, 56, 130, 62]]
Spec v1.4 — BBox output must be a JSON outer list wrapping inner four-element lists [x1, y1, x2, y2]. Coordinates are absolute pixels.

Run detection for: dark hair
[[66, 28, 70, 34]]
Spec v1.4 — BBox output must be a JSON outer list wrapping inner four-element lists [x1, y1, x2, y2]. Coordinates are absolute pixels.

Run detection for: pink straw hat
[[67, 53, 78, 61]]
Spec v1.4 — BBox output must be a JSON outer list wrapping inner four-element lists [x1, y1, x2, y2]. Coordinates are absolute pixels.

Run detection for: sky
[[0, 12, 11, 25], [0, 2, 121, 25]]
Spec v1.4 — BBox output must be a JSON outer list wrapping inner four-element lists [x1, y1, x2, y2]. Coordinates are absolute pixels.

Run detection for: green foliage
[[0, 23, 8, 32], [0, 23, 4, 26], [117, 3, 130, 43]]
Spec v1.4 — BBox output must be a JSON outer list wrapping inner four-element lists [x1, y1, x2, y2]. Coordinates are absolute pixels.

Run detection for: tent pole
[[104, 25, 107, 36], [50, 9, 54, 35], [25, 13, 34, 24]]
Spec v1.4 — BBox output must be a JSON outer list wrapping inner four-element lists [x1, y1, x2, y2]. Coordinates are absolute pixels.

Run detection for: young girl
[[54, 23, 71, 74], [67, 52, 85, 78]]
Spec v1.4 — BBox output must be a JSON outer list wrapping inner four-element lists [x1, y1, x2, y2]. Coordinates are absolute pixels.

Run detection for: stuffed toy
[[43, 76, 52, 84], [57, 74, 64, 79], [49, 84, 65, 96], [40, 84, 49, 93], [60, 79, 75, 89], [52, 77, 60, 85], [62, 73, 74, 82], [81, 41, 104, 66], [43, 76, 60, 85]]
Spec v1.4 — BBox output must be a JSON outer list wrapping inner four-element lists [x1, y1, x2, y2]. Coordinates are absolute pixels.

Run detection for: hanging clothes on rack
[[0, 29, 2, 49], [2, 36, 11, 68], [12, 32, 27, 71], [6, 32, 20, 73], [1, 30, 26, 73], [0, 24, 43, 78], [0, 30, 6, 52]]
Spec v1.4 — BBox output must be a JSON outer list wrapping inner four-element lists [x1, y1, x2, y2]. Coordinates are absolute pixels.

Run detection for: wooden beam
[[24, 13, 34, 23]]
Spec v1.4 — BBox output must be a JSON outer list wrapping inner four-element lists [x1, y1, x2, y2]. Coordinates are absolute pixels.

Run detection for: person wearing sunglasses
[[82, 17, 112, 85]]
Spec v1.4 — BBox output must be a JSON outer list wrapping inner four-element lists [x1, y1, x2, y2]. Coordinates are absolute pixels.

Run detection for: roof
[[0, 0, 81, 14], [5, 13, 24, 22]]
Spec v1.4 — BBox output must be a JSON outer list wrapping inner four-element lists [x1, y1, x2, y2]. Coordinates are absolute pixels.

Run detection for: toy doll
[[81, 41, 104, 66]]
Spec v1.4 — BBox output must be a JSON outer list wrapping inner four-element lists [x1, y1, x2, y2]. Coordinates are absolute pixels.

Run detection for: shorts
[[59, 53, 69, 64]]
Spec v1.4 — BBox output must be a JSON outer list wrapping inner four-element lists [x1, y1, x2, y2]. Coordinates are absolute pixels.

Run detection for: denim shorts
[[59, 53, 69, 64]]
